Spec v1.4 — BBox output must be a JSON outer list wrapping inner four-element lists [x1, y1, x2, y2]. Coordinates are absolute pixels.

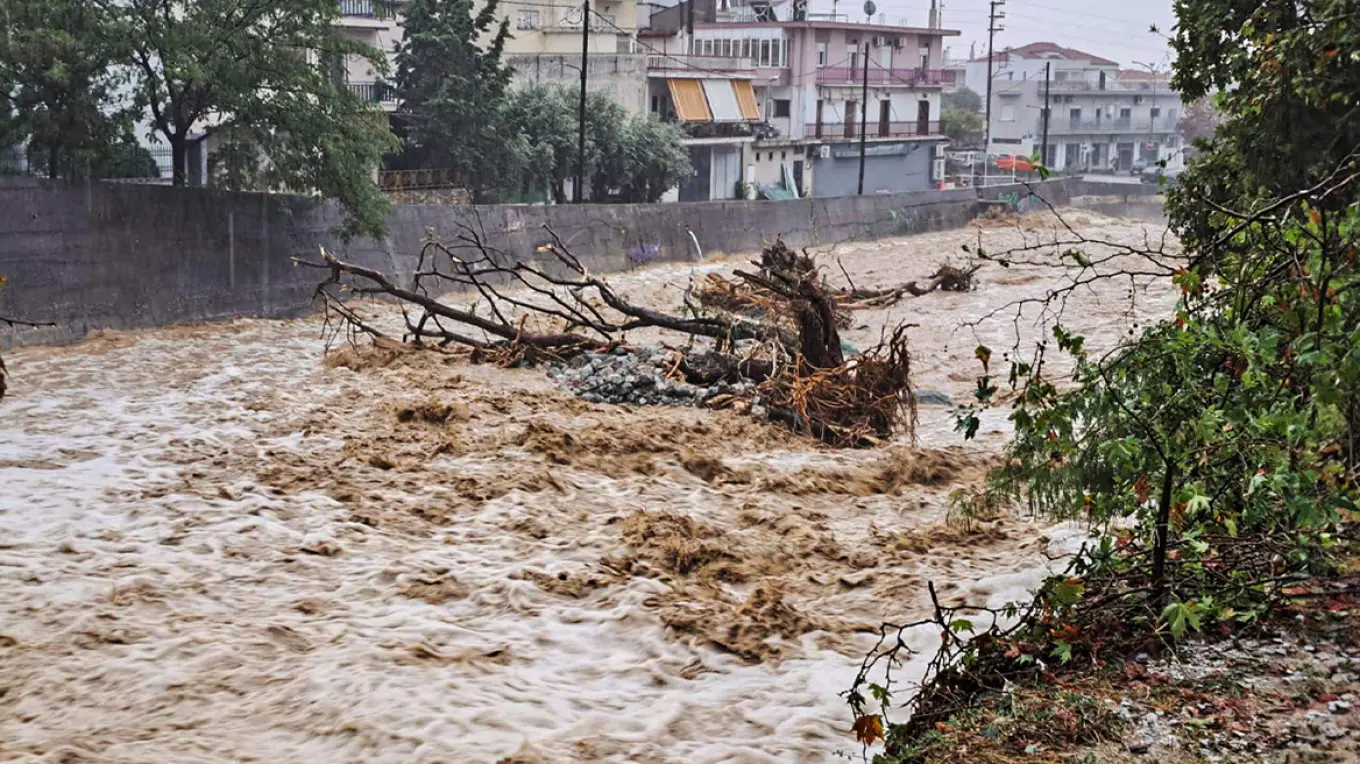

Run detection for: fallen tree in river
[[302, 231, 969, 447]]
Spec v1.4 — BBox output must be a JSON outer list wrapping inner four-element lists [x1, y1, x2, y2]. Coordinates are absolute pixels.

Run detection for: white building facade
[[970, 42, 1186, 173]]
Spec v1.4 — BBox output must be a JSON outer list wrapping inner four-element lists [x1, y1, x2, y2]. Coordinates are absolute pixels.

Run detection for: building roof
[[970, 41, 1118, 66]]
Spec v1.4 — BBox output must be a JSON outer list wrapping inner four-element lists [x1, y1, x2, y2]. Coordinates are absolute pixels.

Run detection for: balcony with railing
[[1049, 118, 1179, 135], [815, 67, 955, 87], [645, 55, 757, 76], [1048, 78, 1169, 93], [812, 120, 941, 140], [339, 0, 397, 17], [346, 81, 398, 106]]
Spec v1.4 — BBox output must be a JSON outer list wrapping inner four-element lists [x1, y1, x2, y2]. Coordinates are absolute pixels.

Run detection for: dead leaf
[[852, 714, 884, 745], [1133, 474, 1151, 503]]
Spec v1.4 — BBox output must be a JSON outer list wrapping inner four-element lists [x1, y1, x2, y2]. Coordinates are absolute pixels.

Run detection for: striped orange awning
[[732, 79, 761, 121], [667, 79, 712, 123]]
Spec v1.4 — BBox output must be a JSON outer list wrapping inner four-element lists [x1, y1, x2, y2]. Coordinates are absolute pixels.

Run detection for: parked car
[[1140, 165, 1182, 186]]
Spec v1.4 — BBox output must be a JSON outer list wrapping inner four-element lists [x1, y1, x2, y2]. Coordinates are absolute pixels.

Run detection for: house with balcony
[[644, 0, 959, 198], [336, 0, 404, 110], [972, 42, 1185, 174], [336, 0, 647, 115], [641, 50, 763, 201]]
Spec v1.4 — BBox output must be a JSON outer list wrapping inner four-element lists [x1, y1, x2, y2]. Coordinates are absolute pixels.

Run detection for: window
[[781, 151, 787, 159], [650, 95, 659, 113], [704, 39, 715, 55], [515, 9, 538, 28], [742, 39, 752, 59], [1150, 106, 1161, 118], [817, 42, 827, 66], [1119, 107, 1131, 119], [918, 45, 930, 69], [760, 39, 771, 66], [1133, 95, 1143, 104], [1168, 108, 1178, 123], [720, 39, 731, 57], [1000, 105, 1015, 121], [773, 99, 791, 118], [847, 44, 859, 71]]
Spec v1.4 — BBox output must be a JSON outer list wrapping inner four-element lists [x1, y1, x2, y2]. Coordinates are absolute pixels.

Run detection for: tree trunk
[[170, 135, 187, 187], [46, 142, 61, 180], [797, 294, 845, 371], [1150, 463, 1177, 603]]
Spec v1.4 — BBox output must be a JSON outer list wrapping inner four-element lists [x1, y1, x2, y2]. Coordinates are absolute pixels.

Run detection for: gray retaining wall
[[0, 177, 1116, 348]]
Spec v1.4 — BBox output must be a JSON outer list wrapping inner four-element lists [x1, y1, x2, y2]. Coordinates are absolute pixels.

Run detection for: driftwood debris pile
[[305, 232, 973, 447]]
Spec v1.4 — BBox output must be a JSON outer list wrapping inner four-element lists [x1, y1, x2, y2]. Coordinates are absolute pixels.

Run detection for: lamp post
[[1132, 59, 1161, 170]]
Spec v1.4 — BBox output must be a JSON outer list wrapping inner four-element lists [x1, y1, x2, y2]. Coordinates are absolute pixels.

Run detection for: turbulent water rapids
[[0, 209, 1177, 762]]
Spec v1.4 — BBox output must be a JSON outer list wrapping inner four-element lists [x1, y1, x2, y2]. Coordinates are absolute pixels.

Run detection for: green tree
[[942, 87, 983, 113], [615, 114, 691, 203], [497, 84, 691, 204], [499, 84, 576, 203], [106, 0, 396, 239], [0, 0, 127, 179], [392, 0, 513, 201], [959, 0, 1360, 618], [940, 108, 983, 144]]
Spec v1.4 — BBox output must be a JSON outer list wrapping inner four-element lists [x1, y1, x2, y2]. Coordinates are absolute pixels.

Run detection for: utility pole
[[575, 0, 590, 203], [857, 40, 870, 194], [983, 0, 1005, 175], [1041, 60, 1051, 167]]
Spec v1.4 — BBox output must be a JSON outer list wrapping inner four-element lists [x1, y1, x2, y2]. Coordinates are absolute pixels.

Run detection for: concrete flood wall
[[0, 178, 1083, 349]]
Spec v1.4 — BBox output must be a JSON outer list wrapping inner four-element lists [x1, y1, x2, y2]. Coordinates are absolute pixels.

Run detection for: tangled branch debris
[[695, 241, 981, 319], [302, 231, 960, 447]]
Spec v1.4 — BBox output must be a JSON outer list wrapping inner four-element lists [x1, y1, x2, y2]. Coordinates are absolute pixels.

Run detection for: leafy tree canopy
[[0, 0, 130, 179], [941, 108, 983, 145], [392, 0, 513, 200], [83, 0, 400, 239], [942, 87, 983, 113]]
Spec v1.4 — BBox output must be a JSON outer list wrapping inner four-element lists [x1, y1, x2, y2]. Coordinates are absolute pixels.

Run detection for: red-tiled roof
[[970, 41, 1118, 67]]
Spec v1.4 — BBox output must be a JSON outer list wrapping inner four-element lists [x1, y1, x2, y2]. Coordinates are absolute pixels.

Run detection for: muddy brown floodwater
[[0, 209, 1179, 763]]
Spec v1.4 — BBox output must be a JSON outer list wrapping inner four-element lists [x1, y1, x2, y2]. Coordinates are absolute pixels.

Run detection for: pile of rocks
[[548, 347, 756, 407]]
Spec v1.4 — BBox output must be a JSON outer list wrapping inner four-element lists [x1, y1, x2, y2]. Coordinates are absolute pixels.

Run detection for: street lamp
[[1131, 59, 1161, 170]]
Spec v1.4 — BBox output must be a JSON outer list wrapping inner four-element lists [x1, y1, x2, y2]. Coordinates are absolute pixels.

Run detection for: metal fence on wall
[[0, 143, 177, 183]]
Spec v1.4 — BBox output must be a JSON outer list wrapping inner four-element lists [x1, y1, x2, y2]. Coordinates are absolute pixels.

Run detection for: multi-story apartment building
[[335, 0, 405, 110], [969, 42, 1185, 174], [644, 0, 959, 199], [334, 0, 646, 114]]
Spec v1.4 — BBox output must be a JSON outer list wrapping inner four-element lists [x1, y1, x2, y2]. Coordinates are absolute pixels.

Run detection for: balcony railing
[[815, 67, 956, 87], [646, 54, 756, 74], [1050, 118, 1179, 135], [346, 81, 397, 103], [1048, 79, 1169, 93], [339, 0, 396, 18], [813, 120, 941, 139]]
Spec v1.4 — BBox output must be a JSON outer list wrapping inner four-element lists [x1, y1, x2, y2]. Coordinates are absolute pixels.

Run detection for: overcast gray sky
[[815, 0, 1177, 71]]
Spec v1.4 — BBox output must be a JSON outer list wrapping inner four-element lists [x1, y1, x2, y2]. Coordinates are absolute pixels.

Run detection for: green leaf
[[950, 618, 976, 634], [1051, 640, 1074, 664], [1052, 579, 1085, 605]]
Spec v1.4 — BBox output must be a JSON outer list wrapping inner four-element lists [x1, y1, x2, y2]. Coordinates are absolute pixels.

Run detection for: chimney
[[928, 0, 938, 28]]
